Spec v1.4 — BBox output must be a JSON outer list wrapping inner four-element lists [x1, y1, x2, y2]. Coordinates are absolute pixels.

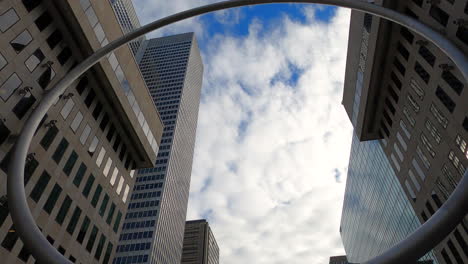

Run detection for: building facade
[[113, 33, 203, 264], [0, 0, 163, 263], [329, 255, 349, 264], [108, 0, 145, 55], [181, 220, 219, 264], [341, 0, 467, 263]]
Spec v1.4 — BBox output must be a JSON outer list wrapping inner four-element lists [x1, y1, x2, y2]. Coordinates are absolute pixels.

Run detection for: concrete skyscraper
[[113, 33, 203, 264], [341, 0, 467, 263], [181, 220, 219, 264], [0, 0, 163, 263]]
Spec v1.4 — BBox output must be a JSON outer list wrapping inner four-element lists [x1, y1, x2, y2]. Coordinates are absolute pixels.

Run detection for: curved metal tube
[[8, 1, 467, 264]]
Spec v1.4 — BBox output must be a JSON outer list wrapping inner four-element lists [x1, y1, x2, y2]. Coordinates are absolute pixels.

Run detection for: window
[[43, 184, 62, 214], [46, 30, 63, 50], [113, 212, 122, 232], [0, 52, 6, 71], [94, 235, 106, 260], [77, 216, 90, 244], [400, 120, 411, 139], [123, 185, 130, 203], [414, 62, 430, 83], [91, 185, 103, 207], [106, 124, 115, 141], [24, 155, 39, 185], [385, 98, 396, 115], [407, 94, 420, 112], [85, 8, 98, 27], [403, 107, 416, 127], [82, 174, 95, 198], [397, 42, 409, 60], [425, 119, 441, 144], [0, 9, 19, 32], [94, 24, 106, 43], [37, 66, 55, 89], [30, 171, 51, 202], [73, 163, 87, 187], [13, 92, 36, 119], [34, 11, 53, 31], [103, 243, 113, 264], [435, 86, 455, 113], [55, 195, 72, 225], [421, 133, 435, 157], [442, 71, 463, 95], [119, 144, 127, 161], [92, 102, 103, 120], [63, 151, 78, 176], [40, 125, 58, 150], [116, 177, 124, 194], [60, 99, 75, 119], [96, 147, 106, 167], [418, 45, 435, 67], [18, 245, 31, 262], [70, 111, 83, 132], [390, 72, 402, 90], [99, 113, 109, 131], [75, 77, 88, 95], [430, 104, 448, 129], [99, 194, 109, 217], [10, 30, 33, 53], [22, 0, 42, 12], [85, 226, 98, 252], [429, 5, 449, 27], [456, 26, 468, 45], [110, 167, 118, 185], [410, 78, 424, 99], [84, 89, 96, 107], [88, 136, 99, 156], [464, 117, 468, 132], [25, 49, 45, 72], [400, 27, 414, 44], [52, 138, 69, 164], [1, 73, 22, 101], [57, 47, 72, 65], [80, 125, 91, 145], [393, 58, 406, 75], [1, 226, 18, 251]]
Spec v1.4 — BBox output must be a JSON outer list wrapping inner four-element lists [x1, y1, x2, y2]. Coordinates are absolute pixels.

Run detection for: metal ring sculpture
[[7, 1, 468, 263]]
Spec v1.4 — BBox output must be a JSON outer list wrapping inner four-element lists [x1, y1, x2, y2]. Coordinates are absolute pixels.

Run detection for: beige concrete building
[[0, 0, 163, 263], [341, 0, 467, 263]]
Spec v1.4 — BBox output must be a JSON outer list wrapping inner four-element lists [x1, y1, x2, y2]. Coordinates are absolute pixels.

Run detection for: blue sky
[[134, 1, 353, 263]]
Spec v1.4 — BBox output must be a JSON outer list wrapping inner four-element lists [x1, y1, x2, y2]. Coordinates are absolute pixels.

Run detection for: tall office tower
[[329, 255, 349, 264], [0, 0, 163, 263], [341, 0, 467, 263], [108, 0, 145, 55], [181, 220, 219, 264], [113, 33, 203, 264]]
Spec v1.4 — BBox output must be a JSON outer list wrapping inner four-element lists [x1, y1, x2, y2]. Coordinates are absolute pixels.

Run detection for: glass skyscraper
[[113, 33, 203, 264]]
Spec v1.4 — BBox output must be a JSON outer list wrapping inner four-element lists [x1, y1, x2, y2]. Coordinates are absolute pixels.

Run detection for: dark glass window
[[57, 47, 72, 65], [91, 184, 103, 208], [82, 174, 95, 198], [418, 46, 435, 67], [429, 6, 449, 27], [411, 0, 423, 7], [22, 0, 42, 12], [13, 93, 36, 119], [363, 13, 372, 32], [30, 171, 51, 202], [385, 98, 396, 115], [397, 42, 409, 61], [0, 120, 10, 145], [414, 62, 430, 83], [69, 255, 76, 263], [382, 110, 393, 127], [1, 226, 18, 251], [18, 245, 31, 261], [400, 27, 414, 44], [73, 163, 87, 187], [463, 117, 468, 132], [34, 11, 52, 31], [99, 194, 109, 217], [442, 71, 463, 95], [46, 30, 63, 50], [52, 138, 69, 164], [106, 124, 115, 141], [435, 86, 455, 113], [102, 243, 113, 264], [447, 240, 463, 264], [84, 89, 96, 108], [0, 200, 9, 228], [119, 144, 127, 162], [25, 49, 45, 72], [456, 26, 468, 45], [404, 8, 418, 19], [58, 246, 65, 255], [40, 125, 58, 150], [113, 211, 122, 232], [55, 195, 72, 225], [381, 121, 390, 137], [92, 102, 103, 120], [125, 155, 132, 170], [453, 230, 468, 258], [106, 203, 116, 224], [37, 66, 54, 89], [94, 234, 106, 260], [393, 58, 406, 75], [113, 135, 121, 152], [63, 151, 78, 176], [0, 149, 13, 173], [75, 77, 88, 95], [10, 30, 33, 53], [43, 184, 62, 214], [85, 226, 98, 252], [24, 156, 39, 185], [390, 72, 402, 90], [76, 216, 90, 244], [66, 206, 82, 235], [99, 113, 109, 131], [388, 86, 399, 103]]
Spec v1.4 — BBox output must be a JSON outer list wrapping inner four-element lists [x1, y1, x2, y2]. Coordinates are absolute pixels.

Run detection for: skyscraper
[[181, 220, 219, 264], [108, 0, 145, 55], [113, 33, 203, 264], [0, 0, 163, 263], [329, 255, 349, 264], [341, 1, 467, 263]]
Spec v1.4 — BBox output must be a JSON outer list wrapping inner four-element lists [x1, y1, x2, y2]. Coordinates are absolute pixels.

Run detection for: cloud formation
[[134, 2, 353, 263]]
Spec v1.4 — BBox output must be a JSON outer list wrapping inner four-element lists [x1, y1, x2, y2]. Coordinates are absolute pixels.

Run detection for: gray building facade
[[341, 0, 467, 263], [0, 0, 163, 263], [329, 255, 349, 264], [181, 220, 219, 264], [113, 33, 203, 264]]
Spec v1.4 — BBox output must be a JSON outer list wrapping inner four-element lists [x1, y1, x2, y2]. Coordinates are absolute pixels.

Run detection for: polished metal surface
[[7, 1, 467, 263]]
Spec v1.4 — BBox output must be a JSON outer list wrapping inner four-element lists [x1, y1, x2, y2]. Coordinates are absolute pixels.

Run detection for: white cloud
[[134, 2, 353, 263]]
